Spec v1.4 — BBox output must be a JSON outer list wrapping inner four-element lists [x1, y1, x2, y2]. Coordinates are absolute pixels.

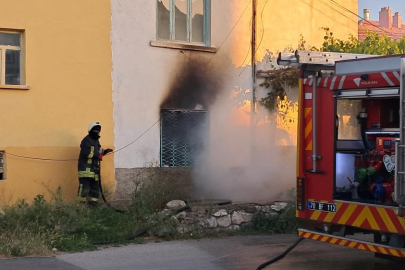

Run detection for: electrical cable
[[205, 0, 252, 66], [239, 0, 269, 71], [327, 0, 389, 34], [317, 0, 358, 25], [298, 0, 358, 27], [5, 153, 77, 162], [5, 118, 161, 162], [106, 118, 161, 155], [255, 0, 269, 60], [238, 17, 253, 68], [256, 237, 305, 270], [240, 0, 365, 77]]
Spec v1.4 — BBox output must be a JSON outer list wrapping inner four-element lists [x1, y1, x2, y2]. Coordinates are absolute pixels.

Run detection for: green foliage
[[320, 27, 405, 55], [0, 195, 146, 254], [248, 205, 299, 234], [259, 68, 300, 111], [0, 176, 186, 257], [0, 184, 301, 257]]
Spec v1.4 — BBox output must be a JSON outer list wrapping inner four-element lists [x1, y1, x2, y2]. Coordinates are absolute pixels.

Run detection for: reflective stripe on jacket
[[78, 135, 101, 180]]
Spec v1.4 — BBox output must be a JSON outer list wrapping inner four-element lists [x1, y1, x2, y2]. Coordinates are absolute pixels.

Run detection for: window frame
[[156, 0, 211, 47], [0, 30, 27, 89]]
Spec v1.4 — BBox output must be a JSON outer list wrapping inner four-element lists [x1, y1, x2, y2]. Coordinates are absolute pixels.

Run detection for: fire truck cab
[[279, 51, 405, 259]]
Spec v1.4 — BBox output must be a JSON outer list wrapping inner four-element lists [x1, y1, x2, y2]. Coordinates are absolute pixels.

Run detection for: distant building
[[359, 7, 405, 41]]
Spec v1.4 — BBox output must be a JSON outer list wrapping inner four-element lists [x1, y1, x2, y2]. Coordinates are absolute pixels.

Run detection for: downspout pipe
[[251, 0, 257, 126]]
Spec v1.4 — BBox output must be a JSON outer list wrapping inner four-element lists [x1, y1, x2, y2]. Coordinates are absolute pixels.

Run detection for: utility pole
[[250, 0, 258, 164], [251, 0, 257, 126]]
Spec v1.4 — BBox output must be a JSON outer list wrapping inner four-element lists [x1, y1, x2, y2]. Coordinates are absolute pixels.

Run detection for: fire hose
[[98, 162, 127, 213], [256, 238, 305, 270], [96, 162, 232, 245], [94, 163, 191, 245]]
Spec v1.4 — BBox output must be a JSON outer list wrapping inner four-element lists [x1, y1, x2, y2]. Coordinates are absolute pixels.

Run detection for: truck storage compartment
[[334, 97, 399, 206]]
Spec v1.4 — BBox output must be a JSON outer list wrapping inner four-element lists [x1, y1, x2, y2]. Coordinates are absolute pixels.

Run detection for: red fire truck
[[278, 51, 405, 258]]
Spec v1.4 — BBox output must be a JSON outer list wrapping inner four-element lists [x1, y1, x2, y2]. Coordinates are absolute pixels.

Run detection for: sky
[[358, 0, 405, 21]]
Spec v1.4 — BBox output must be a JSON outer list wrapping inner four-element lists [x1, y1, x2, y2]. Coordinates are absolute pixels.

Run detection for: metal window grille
[[0, 151, 5, 180], [161, 110, 209, 167]]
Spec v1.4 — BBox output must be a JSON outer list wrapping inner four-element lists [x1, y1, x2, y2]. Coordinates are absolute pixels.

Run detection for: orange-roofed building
[[359, 7, 405, 41]]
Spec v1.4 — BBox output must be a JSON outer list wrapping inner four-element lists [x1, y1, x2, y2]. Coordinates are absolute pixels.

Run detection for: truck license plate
[[307, 201, 336, 212]]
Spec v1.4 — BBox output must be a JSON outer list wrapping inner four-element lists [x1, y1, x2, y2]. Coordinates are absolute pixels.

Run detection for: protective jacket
[[78, 134, 102, 180]]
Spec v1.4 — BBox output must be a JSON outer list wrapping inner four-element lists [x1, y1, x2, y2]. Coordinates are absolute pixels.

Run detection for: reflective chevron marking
[[299, 229, 405, 258], [307, 201, 405, 235]]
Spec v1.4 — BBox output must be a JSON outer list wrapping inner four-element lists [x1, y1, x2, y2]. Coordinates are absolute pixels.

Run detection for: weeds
[[0, 176, 299, 257], [0, 172, 191, 257], [247, 205, 300, 234], [0, 190, 161, 256]]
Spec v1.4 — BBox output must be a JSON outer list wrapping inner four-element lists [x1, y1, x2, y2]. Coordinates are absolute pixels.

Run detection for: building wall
[[0, 0, 115, 204], [111, 0, 358, 167]]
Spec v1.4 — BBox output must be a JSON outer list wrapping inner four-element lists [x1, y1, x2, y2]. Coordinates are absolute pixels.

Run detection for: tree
[[320, 27, 405, 55]]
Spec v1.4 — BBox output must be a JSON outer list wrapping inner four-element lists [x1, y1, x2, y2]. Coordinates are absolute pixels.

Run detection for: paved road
[[0, 235, 403, 270]]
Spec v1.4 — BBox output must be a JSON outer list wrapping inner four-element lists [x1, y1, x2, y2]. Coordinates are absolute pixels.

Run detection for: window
[[0, 151, 5, 180], [337, 99, 362, 140], [161, 110, 209, 167], [0, 31, 23, 86], [157, 0, 210, 45]]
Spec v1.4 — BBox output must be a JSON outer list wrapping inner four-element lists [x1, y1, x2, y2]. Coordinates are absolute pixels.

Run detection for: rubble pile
[[159, 200, 289, 234]]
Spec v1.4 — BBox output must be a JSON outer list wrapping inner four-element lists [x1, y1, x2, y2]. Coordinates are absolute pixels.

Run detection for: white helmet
[[88, 122, 101, 132]]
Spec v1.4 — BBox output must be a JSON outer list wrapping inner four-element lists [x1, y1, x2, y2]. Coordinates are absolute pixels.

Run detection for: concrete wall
[[111, 0, 358, 199], [114, 167, 193, 201], [0, 0, 115, 204]]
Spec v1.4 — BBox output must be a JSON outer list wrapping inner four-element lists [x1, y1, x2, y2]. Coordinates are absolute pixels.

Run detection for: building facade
[[0, 0, 115, 204], [0, 0, 358, 204], [111, 0, 358, 201]]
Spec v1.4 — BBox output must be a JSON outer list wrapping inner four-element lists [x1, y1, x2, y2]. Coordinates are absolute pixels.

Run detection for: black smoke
[[160, 58, 223, 110]]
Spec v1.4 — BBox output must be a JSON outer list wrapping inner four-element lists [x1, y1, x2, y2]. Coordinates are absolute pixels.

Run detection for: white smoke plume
[[192, 82, 298, 203]]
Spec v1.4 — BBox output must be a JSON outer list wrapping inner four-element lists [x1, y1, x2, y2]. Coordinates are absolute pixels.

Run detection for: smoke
[[160, 59, 223, 110], [192, 86, 297, 203], [161, 56, 297, 203]]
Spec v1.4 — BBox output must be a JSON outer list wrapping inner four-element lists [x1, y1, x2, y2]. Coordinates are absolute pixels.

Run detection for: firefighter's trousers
[[77, 177, 100, 207]]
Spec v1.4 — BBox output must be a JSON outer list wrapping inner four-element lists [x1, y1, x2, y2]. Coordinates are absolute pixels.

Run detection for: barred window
[[161, 110, 209, 167], [0, 151, 5, 180]]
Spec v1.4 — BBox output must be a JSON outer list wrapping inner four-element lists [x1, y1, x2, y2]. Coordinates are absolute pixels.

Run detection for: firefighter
[[77, 122, 113, 207]]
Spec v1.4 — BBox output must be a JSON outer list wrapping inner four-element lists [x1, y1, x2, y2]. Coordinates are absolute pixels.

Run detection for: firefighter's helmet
[[88, 122, 101, 132]]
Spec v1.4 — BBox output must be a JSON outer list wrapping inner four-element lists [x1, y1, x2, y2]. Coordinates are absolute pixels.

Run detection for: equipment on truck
[[278, 51, 405, 259]]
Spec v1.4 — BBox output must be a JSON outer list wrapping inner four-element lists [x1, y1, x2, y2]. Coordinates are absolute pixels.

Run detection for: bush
[[248, 205, 300, 234]]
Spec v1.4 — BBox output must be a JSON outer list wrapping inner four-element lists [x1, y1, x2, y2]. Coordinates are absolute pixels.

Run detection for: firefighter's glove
[[103, 148, 113, 155], [98, 154, 103, 161]]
